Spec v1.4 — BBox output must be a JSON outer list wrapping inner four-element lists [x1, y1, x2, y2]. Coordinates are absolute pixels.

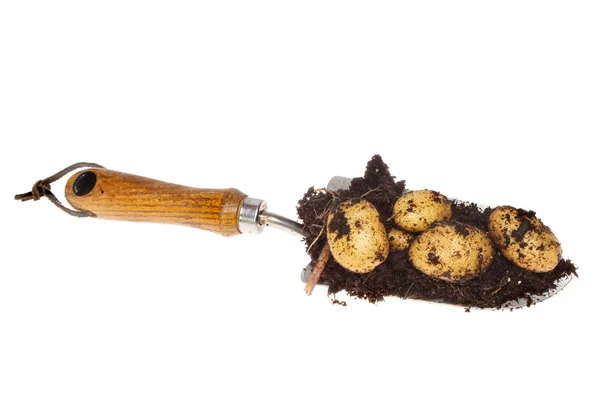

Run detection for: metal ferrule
[[238, 197, 267, 234]]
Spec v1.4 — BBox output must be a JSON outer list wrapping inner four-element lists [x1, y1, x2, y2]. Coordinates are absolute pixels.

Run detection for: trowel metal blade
[[300, 176, 573, 309]]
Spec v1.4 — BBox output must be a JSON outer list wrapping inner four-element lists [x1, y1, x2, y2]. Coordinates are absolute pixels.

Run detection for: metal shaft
[[258, 210, 307, 238], [238, 197, 307, 237]]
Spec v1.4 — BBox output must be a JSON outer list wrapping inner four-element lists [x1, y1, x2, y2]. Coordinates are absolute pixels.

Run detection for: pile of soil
[[297, 155, 577, 309]]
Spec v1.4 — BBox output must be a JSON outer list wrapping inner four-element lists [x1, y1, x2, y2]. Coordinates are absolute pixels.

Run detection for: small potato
[[409, 222, 494, 282], [388, 228, 413, 251], [488, 206, 561, 273], [327, 199, 389, 273], [393, 190, 452, 233]]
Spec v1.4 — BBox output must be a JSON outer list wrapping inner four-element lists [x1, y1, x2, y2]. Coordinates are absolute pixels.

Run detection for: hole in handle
[[72, 171, 97, 196]]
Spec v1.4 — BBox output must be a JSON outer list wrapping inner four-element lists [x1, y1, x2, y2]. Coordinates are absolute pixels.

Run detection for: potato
[[327, 199, 389, 273], [409, 222, 494, 282], [388, 228, 413, 251], [488, 206, 561, 273], [393, 190, 452, 232]]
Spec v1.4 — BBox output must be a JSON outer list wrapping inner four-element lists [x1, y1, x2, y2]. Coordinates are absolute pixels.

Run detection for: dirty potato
[[488, 206, 562, 273], [409, 222, 494, 282], [327, 199, 389, 273], [388, 228, 413, 251], [393, 190, 452, 232]]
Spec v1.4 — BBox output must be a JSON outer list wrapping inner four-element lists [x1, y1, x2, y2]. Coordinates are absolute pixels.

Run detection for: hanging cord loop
[[14, 162, 106, 217]]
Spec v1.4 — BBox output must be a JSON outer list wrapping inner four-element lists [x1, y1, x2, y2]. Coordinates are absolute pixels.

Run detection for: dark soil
[[297, 155, 577, 309]]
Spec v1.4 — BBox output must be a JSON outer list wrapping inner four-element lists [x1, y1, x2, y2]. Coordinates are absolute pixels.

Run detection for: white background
[[1, 1, 598, 399]]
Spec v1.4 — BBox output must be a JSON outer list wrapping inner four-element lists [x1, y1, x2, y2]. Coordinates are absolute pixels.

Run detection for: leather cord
[[14, 162, 105, 217]]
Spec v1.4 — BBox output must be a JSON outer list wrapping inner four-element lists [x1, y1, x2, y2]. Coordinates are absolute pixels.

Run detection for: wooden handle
[[65, 169, 247, 236]]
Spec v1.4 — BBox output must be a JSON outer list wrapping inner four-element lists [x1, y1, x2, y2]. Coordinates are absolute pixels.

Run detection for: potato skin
[[327, 200, 389, 273], [393, 190, 452, 232], [409, 222, 494, 282], [488, 206, 562, 273], [388, 228, 413, 251]]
